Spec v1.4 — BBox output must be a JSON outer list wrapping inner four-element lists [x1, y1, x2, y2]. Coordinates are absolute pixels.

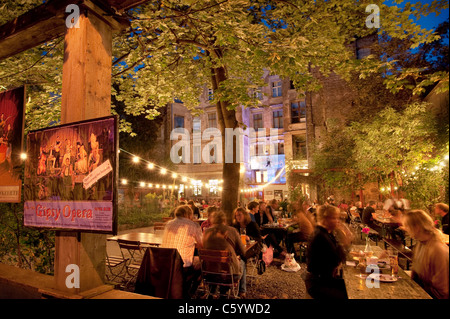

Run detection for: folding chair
[[105, 252, 128, 284], [117, 239, 145, 288], [198, 249, 242, 299]]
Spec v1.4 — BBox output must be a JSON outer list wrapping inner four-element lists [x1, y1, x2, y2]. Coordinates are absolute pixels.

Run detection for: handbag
[[262, 245, 273, 265]]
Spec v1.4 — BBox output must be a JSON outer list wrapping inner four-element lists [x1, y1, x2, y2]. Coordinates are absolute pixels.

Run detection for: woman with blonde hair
[[402, 210, 449, 299]]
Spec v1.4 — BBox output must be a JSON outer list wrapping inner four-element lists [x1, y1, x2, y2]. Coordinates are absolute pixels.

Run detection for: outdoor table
[[373, 214, 401, 238], [343, 245, 431, 299], [107, 232, 163, 246], [261, 219, 296, 247]]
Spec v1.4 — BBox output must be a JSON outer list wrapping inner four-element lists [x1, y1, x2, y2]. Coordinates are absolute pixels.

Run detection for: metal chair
[[117, 239, 145, 288], [105, 252, 128, 284], [198, 249, 242, 299]]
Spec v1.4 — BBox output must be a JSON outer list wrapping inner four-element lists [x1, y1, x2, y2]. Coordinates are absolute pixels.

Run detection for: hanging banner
[[0, 86, 25, 203], [23, 115, 118, 234]]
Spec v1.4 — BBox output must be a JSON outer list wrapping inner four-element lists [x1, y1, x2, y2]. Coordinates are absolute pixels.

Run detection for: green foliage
[[0, 203, 55, 275], [349, 102, 437, 179], [118, 192, 175, 229]]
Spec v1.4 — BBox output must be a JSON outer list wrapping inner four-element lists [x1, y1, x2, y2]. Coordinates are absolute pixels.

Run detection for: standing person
[[285, 209, 314, 255], [162, 205, 203, 298], [203, 210, 247, 298], [434, 203, 449, 235], [402, 210, 449, 299], [305, 205, 348, 299]]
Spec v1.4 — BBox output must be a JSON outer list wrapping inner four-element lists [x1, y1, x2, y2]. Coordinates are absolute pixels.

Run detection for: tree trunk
[[211, 65, 240, 222]]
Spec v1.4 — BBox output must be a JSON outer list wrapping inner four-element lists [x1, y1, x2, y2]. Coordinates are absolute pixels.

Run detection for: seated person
[[203, 210, 247, 298], [162, 205, 203, 298], [361, 201, 382, 233], [403, 210, 449, 299], [232, 207, 263, 259], [246, 201, 258, 223], [286, 210, 314, 255], [201, 205, 217, 233], [254, 200, 268, 226]]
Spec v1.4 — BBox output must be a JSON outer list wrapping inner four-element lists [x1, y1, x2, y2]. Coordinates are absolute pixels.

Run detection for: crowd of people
[[158, 195, 449, 299]]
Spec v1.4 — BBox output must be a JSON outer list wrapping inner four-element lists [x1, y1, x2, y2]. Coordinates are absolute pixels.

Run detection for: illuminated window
[[255, 171, 268, 183], [193, 180, 202, 196], [209, 179, 219, 195]]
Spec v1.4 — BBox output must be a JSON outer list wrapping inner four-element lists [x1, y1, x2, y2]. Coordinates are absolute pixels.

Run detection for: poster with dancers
[[23, 115, 118, 234], [0, 86, 25, 203]]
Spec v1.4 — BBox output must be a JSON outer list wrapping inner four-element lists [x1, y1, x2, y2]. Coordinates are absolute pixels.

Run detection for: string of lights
[[118, 148, 286, 193]]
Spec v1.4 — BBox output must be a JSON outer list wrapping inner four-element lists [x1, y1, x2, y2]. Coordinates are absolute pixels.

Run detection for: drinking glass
[[389, 250, 399, 277]]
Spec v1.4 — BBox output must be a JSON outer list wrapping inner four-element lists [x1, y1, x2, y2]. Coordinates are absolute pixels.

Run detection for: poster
[[0, 86, 25, 202], [23, 116, 118, 234]]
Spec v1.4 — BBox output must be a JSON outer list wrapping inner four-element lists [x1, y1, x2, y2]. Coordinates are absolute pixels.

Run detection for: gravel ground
[[108, 226, 379, 299], [244, 257, 308, 299]]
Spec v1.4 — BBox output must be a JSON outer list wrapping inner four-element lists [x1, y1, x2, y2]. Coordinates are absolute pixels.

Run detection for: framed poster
[[23, 115, 118, 234], [0, 86, 26, 203]]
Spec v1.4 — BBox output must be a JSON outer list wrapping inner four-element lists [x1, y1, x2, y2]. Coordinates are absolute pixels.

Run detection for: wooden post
[[55, 8, 113, 294]]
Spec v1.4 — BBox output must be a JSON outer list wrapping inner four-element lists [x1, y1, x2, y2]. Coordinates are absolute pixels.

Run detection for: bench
[[382, 238, 413, 269]]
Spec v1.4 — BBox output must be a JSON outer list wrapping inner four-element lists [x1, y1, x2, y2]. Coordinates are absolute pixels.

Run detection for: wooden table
[[343, 245, 431, 299], [107, 232, 163, 246], [373, 214, 401, 238]]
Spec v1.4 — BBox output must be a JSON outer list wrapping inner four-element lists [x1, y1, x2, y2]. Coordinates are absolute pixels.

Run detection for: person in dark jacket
[[305, 205, 348, 299], [435, 203, 449, 235]]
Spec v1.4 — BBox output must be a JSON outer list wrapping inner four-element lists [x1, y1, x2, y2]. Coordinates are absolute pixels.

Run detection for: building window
[[293, 135, 307, 160], [253, 87, 263, 100], [208, 88, 214, 101], [193, 145, 201, 164], [255, 170, 268, 184], [174, 116, 184, 128], [291, 101, 306, 123], [193, 180, 202, 196], [208, 112, 217, 128], [208, 179, 219, 195], [276, 141, 285, 155], [271, 81, 282, 97], [253, 113, 263, 130], [193, 117, 201, 133], [273, 110, 283, 128]]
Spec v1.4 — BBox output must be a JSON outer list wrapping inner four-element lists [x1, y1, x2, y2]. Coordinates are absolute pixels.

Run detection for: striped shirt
[[161, 217, 203, 267]]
